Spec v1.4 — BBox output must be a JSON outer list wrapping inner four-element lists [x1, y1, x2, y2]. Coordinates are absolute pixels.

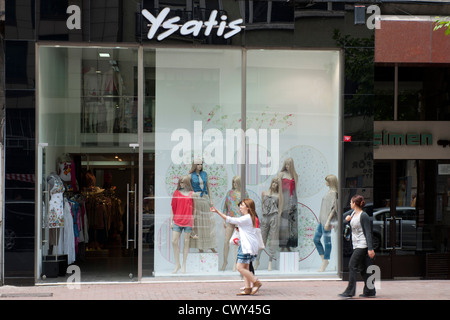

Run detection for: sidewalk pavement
[[0, 278, 449, 300]]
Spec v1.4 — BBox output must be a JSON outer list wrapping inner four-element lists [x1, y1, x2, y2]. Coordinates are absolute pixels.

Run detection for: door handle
[[133, 183, 137, 249], [395, 217, 402, 250], [385, 217, 393, 249], [127, 184, 130, 249], [126, 183, 137, 249], [385, 217, 402, 250]]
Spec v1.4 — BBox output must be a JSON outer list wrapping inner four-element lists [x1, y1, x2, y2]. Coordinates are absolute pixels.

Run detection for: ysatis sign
[[141, 7, 244, 41], [66, 6, 244, 41]]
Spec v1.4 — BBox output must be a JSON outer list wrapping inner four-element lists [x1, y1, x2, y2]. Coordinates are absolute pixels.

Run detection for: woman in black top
[[339, 194, 376, 298]]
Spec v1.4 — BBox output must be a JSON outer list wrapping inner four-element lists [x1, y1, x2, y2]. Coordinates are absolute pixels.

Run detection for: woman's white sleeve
[[226, 215, 245, 226]]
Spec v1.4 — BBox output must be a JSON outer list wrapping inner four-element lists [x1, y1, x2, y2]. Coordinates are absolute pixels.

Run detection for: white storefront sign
[[141, 7, 243, 41]]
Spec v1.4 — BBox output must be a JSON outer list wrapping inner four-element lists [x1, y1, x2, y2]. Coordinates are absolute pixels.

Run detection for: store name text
[[142, 7, 243, 41], [171, 121, 279, 175], [374, 131, 433, 146]]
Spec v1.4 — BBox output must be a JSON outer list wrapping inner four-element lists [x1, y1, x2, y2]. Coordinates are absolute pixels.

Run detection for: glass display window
[[37, 45, 341, 282]]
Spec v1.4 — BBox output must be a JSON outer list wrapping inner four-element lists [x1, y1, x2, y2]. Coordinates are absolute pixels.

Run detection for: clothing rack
[[83, 188, 123, 251]]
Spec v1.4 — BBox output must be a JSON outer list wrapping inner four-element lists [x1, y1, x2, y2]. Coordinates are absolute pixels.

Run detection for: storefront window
[[153, 48, 341, 276], [153, 48, 242, 275], [246, 49, 341, 275], [37, 45, 341, 281]]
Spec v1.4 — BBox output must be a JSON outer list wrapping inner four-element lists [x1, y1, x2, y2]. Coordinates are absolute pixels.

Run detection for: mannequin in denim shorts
[[171, 175, 196, 274]]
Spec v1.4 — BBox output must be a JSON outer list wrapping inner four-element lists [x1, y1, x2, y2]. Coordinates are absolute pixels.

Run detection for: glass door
[[37, 45, 141, 282], [125, 144, 139, 279], [373, 160, 428, 278]]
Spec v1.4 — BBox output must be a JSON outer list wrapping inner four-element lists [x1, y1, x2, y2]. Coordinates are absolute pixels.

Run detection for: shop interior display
[[41, 153, 129, 278], [161, 158, 339, 274], [82, 62, 138, 134]]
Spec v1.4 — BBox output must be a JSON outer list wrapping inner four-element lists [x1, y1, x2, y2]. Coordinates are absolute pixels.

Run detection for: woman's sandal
[[251, 280, 262, 295], [236, 288, 252, 296]]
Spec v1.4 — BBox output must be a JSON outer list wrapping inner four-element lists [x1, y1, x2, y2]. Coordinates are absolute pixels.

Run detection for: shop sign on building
[[374, 121, 450, 160], [141, 7, 244, 41], [374, 131, 433, 146], [66, 6, 244, 40]]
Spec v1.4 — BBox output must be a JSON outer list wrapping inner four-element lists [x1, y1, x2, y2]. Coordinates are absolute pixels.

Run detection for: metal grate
[[426, 253, 450, 280]]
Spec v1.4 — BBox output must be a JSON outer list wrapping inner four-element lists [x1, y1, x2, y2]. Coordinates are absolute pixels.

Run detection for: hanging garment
[[61, 199, 76, 264]]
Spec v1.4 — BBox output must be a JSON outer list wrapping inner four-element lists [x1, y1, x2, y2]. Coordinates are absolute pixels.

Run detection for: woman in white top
[[339, 194, 376, 298], [211, 198, 262, 296]]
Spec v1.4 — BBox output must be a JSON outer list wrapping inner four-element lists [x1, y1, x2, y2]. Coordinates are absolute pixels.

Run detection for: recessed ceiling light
[[99, 52, 110, 58]]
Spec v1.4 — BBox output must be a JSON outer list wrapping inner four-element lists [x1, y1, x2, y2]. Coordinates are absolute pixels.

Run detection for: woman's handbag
[[344, 224, 351, 241], [230, 229, 240, 246], [344, 211, 355, 241], [256, 228, 265, 250]]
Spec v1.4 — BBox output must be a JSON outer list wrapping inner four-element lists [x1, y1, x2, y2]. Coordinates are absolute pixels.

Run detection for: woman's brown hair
[[239, 198, 257, 227], [351, 194, 366, 209]]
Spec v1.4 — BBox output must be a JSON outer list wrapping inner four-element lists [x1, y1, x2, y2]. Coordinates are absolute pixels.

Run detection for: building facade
[[1, 0, 449, 286]]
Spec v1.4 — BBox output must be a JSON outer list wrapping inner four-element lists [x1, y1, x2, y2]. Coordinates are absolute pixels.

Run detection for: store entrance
[[373, 160, 441, 279], [38, 149, 140, 283]]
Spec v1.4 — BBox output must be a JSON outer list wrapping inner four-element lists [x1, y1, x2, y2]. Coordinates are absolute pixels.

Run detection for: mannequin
[[47, 172, 65, 229], [57, 153, 74, 191], [189, 159, 217, 253], [47, 172, 65, 250], [221, 176, 248, 271], [171, 175, 196, 274], [278, 157, 298, 251], [314, 174, 338, 272], [57, 154, 72, 182], [254, 177, 280, 271]]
